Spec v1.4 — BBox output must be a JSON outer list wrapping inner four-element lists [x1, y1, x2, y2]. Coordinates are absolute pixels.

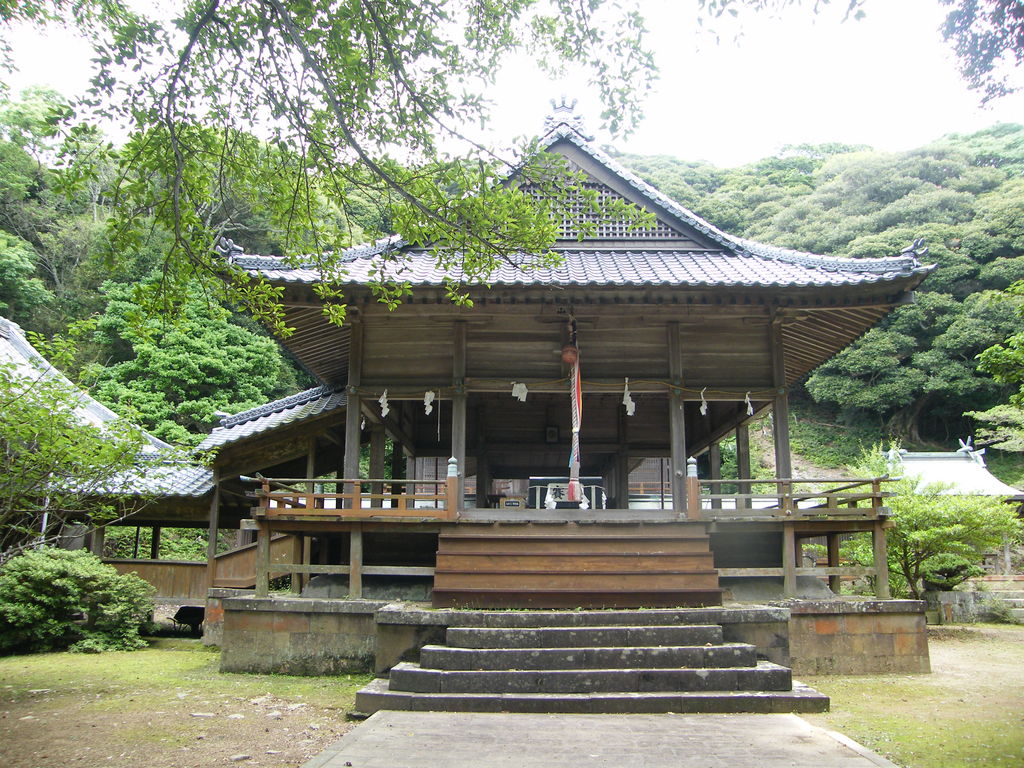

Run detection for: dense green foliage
[[618, 123, 1024, 444], [0, 547, 154, 653], [0, 355, 152, 553], [842, 448, 1023, 599]]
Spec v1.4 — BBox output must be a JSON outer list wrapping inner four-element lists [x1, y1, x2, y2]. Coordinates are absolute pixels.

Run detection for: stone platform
[[303, 711, 898, 768]]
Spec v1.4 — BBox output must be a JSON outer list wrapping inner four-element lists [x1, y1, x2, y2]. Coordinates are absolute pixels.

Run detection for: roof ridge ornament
[[543, 95, 594, 141], [901, 237, 929, 261]]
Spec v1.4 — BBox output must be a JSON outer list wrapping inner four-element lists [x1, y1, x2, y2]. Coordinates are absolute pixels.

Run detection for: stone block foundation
[[785, 600, 929, 675], [218, 596, 388, 675]]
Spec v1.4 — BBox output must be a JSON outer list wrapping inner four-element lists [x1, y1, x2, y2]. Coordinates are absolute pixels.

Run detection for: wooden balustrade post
[[685, 457, 701, 520], [782, 521, 797, 597], [873, 520, 891, 599], [255, 521, 271, 598], [827, 533, 842, 594], [348, 524, 363, 598], [290, 535, 303, 594], [445, 456, 460, 520]]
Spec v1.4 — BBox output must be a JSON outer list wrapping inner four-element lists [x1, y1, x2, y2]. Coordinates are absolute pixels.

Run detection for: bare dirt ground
[[0, 638, 364, 768], [804, 624, 1024, 768], [1, 625, 1021, 768]]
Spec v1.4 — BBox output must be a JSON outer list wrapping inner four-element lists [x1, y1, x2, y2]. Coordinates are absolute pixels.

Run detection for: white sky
[[5, 0, 1024, 167]]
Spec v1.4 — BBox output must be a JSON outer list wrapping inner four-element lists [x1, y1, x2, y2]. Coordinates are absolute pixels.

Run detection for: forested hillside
[[617, 124, 1024, 449], [3, 84, 1022, 463]]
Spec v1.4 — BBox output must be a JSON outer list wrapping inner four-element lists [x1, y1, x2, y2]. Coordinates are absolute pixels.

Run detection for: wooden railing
[[253, 475, 459, 520], [692, 477, 891, 521]]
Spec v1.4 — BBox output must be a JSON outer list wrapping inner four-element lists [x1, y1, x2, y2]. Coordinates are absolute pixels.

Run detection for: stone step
[[388, 661, 791, 694], [445, 624, 723, 649], [436, 552, 715, 571], [431, 588, 724, 610], [418, 642, 758, 671], [432, 569, 721, 590], [354, 677, 830, 715], [396, 606, 785, 629], [1012, 608, 1024, 620], [984, 591, 1024, 601]]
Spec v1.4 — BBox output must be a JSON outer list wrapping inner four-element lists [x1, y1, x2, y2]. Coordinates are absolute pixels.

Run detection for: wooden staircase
[[431, 522, 723, 609]]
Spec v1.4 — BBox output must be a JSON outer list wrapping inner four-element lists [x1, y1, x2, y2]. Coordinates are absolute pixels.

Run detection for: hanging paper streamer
[[622, 377, 636, 416], [699, 387, 708, 417], [567, 357, 583, 502], [423, 390, 435, 415], [511, 381, 529, 402], [744, 391, 754, 416], [360, 417, 366, 431], [378, 389, 390, 418]]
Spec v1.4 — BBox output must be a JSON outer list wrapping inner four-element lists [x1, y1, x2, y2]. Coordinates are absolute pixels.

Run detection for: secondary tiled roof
[[891, 447, 1024, 499], [225, 117, 930, 290], [93, 462, 215, 498], [198, 384, 347, 451]]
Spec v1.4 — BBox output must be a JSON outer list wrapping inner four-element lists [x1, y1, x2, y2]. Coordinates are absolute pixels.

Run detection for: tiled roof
[[93, 461, 215, 498], [233, 247, 925, 289], [197, 385, 347, 451], [225, 119, 930, 290]]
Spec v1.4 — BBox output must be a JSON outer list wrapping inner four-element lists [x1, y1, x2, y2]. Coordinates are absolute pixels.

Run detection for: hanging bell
[[561, 344, 579, 365]]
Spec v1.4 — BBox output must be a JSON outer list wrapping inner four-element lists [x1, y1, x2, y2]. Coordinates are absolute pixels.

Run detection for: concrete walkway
[[303, 711, 898, 768]]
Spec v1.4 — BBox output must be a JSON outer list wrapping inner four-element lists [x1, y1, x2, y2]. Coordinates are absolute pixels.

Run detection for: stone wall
[[786, 599, 929, 675], [203, 587, 253, 646], [219, 597, 388, 675]]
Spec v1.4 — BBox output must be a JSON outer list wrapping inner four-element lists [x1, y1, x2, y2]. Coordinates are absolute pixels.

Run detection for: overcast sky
[[5, 0, 1023, 167]]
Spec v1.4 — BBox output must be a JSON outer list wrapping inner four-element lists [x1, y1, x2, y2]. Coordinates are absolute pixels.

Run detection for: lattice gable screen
[[523, 179, 685, 241]]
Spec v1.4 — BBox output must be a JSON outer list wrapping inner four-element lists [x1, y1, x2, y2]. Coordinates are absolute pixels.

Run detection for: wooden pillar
[[770, 315, 793, 479], [709, 442, 722, 510], [255, 520, 271, 597], [667, 321, 688, 515], [873, 521, 891, 599], [343, 321, 364, 508], [390, 439, 405, 482], [475, 456, 492, 509], [290, 536, 304, 594], [205, 469, 221, 589], [827, 533, 842, 594], [782, 520, 797, 597], [349, 524, 363, 598], [736, 424, 752, 510], [150, 526, 161, 560], [369, 425, 386, 508], [451, 321, 467, 511]]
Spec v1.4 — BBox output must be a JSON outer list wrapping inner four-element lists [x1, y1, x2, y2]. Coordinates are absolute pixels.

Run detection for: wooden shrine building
[[191, 105, 932, 609]]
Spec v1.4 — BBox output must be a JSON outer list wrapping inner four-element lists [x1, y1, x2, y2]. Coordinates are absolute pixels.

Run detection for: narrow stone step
[[1011, 608, 1024, 620], [388, 660, 791, 694], [445, 624, 723, 649], [419, 642, 758, 671], [431, 588, 724, 610], [354, 677, 830, 715], [984, 591, 1024, 601]]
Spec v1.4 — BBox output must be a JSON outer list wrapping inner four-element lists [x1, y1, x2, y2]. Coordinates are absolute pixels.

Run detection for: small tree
[[0, 548, 154, 653], [0, 324, 157, 554], [851, 445, 1022, 599]]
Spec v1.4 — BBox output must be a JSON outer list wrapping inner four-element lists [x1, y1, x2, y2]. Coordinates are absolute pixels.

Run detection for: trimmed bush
[[0, 547, 154, 654]]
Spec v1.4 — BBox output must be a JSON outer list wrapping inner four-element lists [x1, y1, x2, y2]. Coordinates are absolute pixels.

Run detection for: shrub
[[0, 547, 154, 654]]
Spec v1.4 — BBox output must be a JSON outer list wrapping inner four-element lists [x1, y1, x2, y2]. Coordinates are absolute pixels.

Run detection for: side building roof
[[198, 385, 347, 452]]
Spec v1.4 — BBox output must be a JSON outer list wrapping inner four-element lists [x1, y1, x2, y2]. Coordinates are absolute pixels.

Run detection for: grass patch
[[789, 400, 881, 469], [0, 639, 371, 768], [803, 624, 1024, 768]]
